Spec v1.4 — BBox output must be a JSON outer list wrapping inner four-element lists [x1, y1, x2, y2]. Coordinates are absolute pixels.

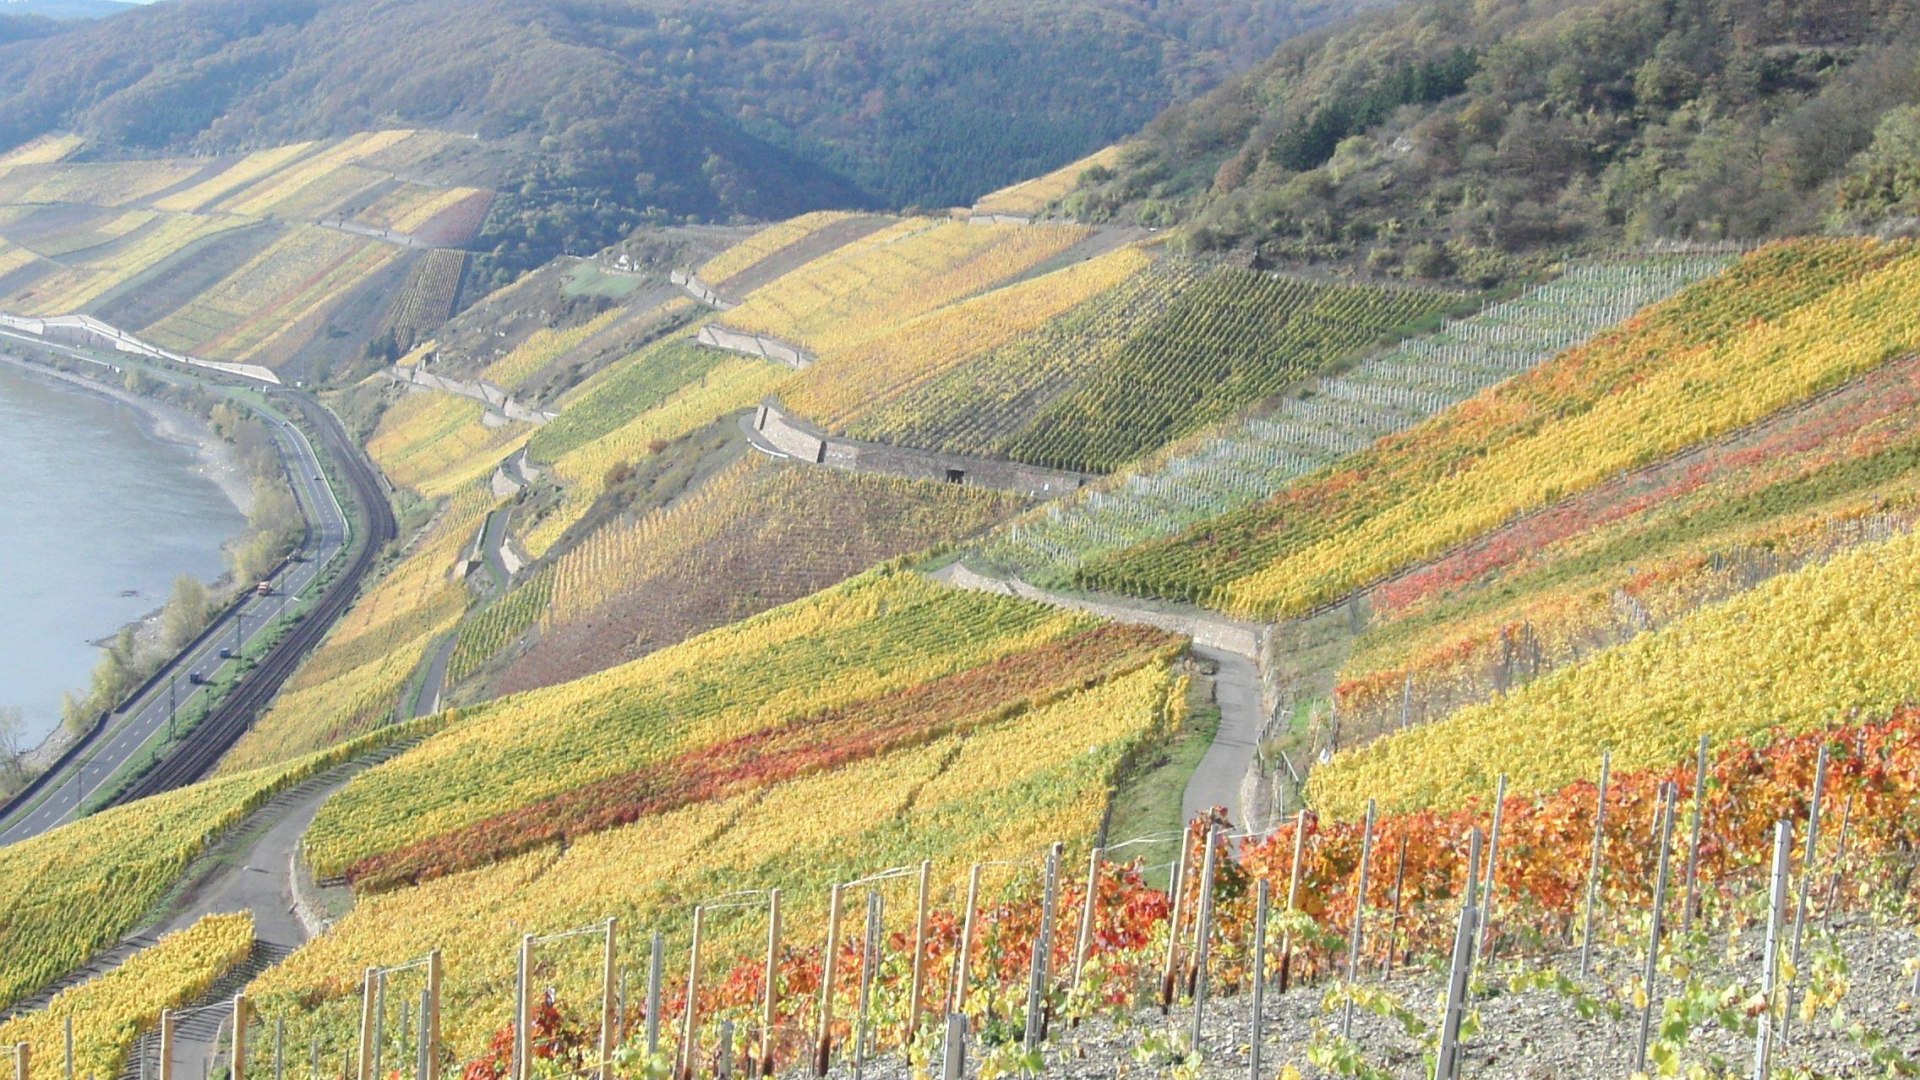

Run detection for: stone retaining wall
[[670, 269, 736, 310], [695, 325, 813, 368], [0, 313, 280, 384], [385, 366, 556, 425], [751, 399, 1089, 499]]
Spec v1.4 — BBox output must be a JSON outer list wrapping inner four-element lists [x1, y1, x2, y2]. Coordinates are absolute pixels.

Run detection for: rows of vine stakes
[[980, 255, 1736, 584], [105, 716, 1918, 1080]]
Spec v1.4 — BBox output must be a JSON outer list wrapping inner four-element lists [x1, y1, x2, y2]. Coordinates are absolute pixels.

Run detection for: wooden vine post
[[815, 884, 844, 1077], [1340, 800, 1376, 1039], [1248, 879, 1271, 1080], [1023, 843, 1063, 1051], [1579, 752, 1611, 976], [1071, 847, 1103, 1001], [907, 861, 933, 1043], [1279, 808, 1308, 994], [598, 918, 618, 1080], [357, 967, 378, 1080], [951, 865, 982, 1016], [646, 932, 664, 1059], [1384, 841, 1408, 975], [1433, 829, 1483, 1080], [232, 994, 250, 1080], [679, 906, 705, 1080], [1632, 784, 1678, 1074], [1160, 830, 1192, 1011], [424, 950, 443, 1080], [760, 889, 781, 1078], [1681, 734, 1710, 933], [1188, 826, 1220, 1049], [1754, 821, 1792, 1080], [63, 1017, 72, 1080], [852, 892, 883, 1079], [513, 936, 534, 1080], [158, 1010, 175, 1080], [1480, 776, 1507, 959]]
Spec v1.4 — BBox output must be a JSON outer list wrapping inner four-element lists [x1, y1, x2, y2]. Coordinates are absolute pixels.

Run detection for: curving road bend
[[0, 380, 350, 845]]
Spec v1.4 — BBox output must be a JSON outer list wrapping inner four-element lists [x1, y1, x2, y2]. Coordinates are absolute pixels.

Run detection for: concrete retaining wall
[[752, 403, 826, 462], [670, 269, 736, 310], [0, 313, 280, 384], [385, 366, 556, 425], [695, 325, 813, 369], [750, 399, 1089, 499]]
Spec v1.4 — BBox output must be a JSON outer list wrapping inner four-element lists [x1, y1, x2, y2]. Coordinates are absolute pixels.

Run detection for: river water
[[0, 361, 245, 747]]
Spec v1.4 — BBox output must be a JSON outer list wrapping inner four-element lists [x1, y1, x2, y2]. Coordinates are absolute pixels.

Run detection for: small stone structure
[[750, 399, 1090, 499]]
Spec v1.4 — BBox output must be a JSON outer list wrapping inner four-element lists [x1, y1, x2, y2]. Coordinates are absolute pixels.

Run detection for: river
[[0, 360, 245, 748]]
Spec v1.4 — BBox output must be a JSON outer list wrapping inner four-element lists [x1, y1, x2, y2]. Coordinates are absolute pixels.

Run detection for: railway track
[[112, 393, 397, 802]]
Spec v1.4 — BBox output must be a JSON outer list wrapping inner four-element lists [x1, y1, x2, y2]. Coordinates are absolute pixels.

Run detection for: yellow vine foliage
[[0, 913, 254, 1080], [367, 392, 531, 500], [782, 245, 1150, 430], [1220, 243, 1920, 618], [522, 356, 787, 557], [257, 663, 1181, 1057], [696, 211, 864, 289], [153, 142, 322, 213], [722, 219, 1089, 354], [479, 307, 626, 392], [973, 144, 1124, 216], [302, 570, 1097, 876], [1309, 524, 1920, 818]]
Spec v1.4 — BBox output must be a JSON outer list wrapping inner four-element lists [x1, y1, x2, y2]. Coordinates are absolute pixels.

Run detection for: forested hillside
[[0, 0, 1361, 276], [1060, 0, 1920, 282]]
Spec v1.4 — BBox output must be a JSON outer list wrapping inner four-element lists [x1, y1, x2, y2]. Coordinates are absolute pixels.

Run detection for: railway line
[[113, 392, 396, 801]]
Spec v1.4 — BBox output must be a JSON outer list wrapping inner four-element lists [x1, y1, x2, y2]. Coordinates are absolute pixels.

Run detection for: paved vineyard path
[[928, 563, 1267, 827], [1185, 645, 1262, 828]]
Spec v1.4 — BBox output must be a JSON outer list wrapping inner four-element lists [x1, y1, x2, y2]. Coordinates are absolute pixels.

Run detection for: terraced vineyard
[[520, 355, 788, 557], [445, 566, 554, 688], [720, 218, 1090, 354], [497, 457, 1024, 693], [1080, 240, 1920, 618], [259, 570, 1182, 1055], [973, 144, 1123, 217], [972, 254, 1736, 584], [140, 225, 402, 363], [0, 914, 252, 1080], [781, 245, 1150, 431], [1331, 354, 1920, 744], [380, 249, 467, 345], [844, 253, 1206, 456], [694, 210, 863, 289]]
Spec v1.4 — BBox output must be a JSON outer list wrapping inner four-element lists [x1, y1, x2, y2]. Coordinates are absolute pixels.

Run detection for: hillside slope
[[0, 0, 1364, 273], [1063, 0, 1920, 282]]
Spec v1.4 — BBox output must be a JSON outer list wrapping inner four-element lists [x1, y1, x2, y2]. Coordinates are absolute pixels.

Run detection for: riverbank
[[0, 351, 254, 770], [0, 352, 254, 519]]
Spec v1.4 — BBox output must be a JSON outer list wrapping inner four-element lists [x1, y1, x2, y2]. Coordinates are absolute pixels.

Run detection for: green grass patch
[[1104, 678, 1219, 888]]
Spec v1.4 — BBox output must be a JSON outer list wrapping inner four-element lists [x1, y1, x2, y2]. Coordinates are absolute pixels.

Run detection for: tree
[[161, 574, 210, 653], [0, 706, 26, 797]]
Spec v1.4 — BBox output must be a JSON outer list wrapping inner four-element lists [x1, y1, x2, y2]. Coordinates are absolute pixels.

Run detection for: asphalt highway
[[0, 379, 348, 844]]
